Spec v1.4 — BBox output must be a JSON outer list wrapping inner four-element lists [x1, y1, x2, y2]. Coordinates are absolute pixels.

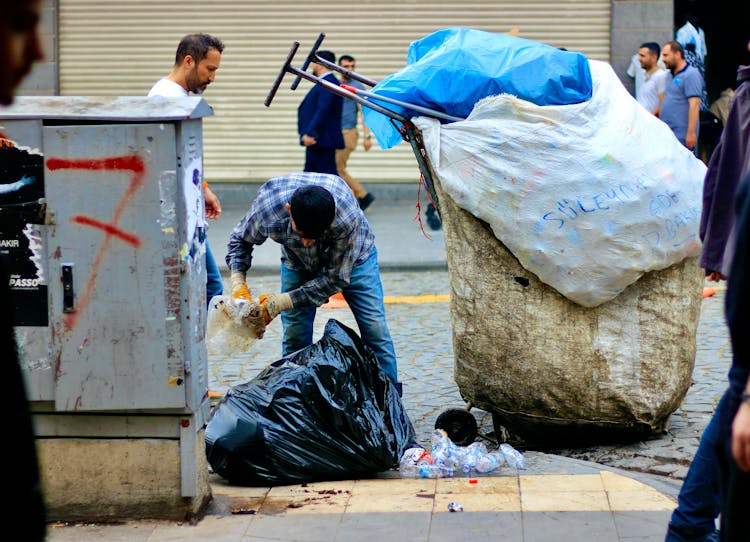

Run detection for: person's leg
[[305, 147, 338, 176], [205, 241, 223, 308], [320, 148, 338, 176], [336, 129, 367, 198], [304, 146, 314, 172], [716, 385, 750, 541], [342, 249, 399, 387], [666, 397, 723, 541], [280, 264, 316, 356]]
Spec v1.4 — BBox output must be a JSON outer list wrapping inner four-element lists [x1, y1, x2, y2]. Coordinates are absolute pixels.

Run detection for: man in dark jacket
[[665, 63, 750, 542], [700, 64, 750, 281], [1, 2, 47, 540], [297, 50, 345, 174]]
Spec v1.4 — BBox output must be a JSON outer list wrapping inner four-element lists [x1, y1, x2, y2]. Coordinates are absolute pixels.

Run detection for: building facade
[[18, 0, 674, 186]]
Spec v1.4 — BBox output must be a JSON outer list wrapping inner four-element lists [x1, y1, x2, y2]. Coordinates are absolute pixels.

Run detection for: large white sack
[[414, 59, 707, 307]]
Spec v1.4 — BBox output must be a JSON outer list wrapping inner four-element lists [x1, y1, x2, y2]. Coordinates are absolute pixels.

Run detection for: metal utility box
[[0, 96, 214, 521]]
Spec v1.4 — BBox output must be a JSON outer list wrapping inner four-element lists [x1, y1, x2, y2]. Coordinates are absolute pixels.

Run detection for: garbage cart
[[266, 29, 708, 445]]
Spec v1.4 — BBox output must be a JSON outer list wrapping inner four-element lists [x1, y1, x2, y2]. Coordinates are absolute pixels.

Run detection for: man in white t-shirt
[[148, 33, 225, 307], [630, 42, 668, 116]]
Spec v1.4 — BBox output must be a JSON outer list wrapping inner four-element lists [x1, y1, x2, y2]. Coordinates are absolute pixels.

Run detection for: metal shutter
[[59, 0, 610, 185]]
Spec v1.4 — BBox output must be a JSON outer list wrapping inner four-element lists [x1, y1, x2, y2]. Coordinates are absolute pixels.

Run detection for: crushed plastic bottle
[[447, 501, 464, 512], [418, 463, 454, 478], [399, 447, 434, 478], [474, 450, 504, 474], [458, 442, 488, 475], [400, 430, 525, 478], [500, 443, 526, 470]]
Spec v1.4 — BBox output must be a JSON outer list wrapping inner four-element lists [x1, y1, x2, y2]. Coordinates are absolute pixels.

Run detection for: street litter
[[447, 501, 464, 512], [205, 319, 415, 485], [206, 295, 266, 357], [399, 429, 525, 478]]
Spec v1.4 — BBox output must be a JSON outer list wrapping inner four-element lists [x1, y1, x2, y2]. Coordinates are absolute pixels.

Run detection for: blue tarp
[[362, 27, 593, 149]]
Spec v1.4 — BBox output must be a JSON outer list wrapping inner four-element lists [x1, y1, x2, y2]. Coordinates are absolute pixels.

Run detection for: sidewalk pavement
[[46, 187, 685, 541]]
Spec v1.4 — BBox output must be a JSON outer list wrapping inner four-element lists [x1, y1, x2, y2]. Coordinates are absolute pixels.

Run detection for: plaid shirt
[[226, 172, 375, 307]]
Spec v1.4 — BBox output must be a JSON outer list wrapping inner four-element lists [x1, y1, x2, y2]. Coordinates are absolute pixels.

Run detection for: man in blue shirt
[[659, 40, 704, 153], [225, 172, 400, 393], [336, 54, 375, 210]]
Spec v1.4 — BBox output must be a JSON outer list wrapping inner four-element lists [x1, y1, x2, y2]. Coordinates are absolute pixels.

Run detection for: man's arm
[[300, 83, 338, 144], [685, 96, 701, 150], [225, 209, 266, 277], [203, 183, 221, 219], [653, 72, 667, 116], [357, 103, 372, 151], [728, 173, 750, 470], [733, 384, 750, 471]]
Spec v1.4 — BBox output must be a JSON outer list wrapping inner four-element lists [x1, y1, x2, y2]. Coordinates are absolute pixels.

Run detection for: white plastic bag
[[414, 59, 707, 307], [206, 295, 266, 358]]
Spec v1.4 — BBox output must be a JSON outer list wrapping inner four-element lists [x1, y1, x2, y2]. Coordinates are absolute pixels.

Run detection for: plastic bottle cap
[[469, 479, 478, 484]]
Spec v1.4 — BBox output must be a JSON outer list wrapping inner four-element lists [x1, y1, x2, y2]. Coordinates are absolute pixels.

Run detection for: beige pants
[[336, 128, 366, 198]]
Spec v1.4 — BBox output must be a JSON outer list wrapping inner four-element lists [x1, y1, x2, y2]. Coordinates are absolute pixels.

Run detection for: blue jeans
[[715, 370, 750, 541], [279, 248, 399, 385], [205, 241, 223, 308], [666, 396, 723, 541]]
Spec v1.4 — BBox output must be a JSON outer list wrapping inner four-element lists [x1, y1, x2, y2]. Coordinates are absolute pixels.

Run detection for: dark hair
[[640, 42, 661, 56], [664, 40, 684, 58], [175, 33, 224, 65], [317, 50, 336, 64], [338, 54, 355, 64], [290, 186, 335, 239]]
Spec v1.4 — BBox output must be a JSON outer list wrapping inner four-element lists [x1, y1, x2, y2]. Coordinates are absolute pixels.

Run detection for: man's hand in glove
[[258, 292, 293, 324], [230, 272, 253, 302]]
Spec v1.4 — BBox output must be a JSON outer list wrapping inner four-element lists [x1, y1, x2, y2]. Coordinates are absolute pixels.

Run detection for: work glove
[[258, 292, 293, 324], [230, 272, 253, 302]]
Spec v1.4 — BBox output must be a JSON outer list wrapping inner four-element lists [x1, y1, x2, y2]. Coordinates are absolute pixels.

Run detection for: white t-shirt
[[626, 54, 645, 95], [637, 68, 668, 113], [147, 78, 188, 97], [626, 54, 667, 113]]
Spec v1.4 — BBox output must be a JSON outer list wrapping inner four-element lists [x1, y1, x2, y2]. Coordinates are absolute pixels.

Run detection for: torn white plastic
[[206, 295, 266, 358]]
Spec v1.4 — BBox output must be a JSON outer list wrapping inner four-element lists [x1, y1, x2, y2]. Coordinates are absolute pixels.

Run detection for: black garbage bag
[[205, 318, 416, 485]]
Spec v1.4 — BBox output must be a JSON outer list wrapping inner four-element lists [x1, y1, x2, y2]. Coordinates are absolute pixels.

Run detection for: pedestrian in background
[[660, 40, 704, 153], [628, 42, 667, 115], [225, 172, 402, 395], [148, 33, 225, 308], [336, 54, 375, 211], [297, 50, 345, 175], [633, 42, 668, 116], [0, 1, 47, 539]]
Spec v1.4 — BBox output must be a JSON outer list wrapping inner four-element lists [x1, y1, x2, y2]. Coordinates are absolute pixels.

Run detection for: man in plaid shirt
[[226, 172, 400, 392]]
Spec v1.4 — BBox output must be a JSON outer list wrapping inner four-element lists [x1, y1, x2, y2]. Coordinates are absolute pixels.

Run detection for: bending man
[[226, 172, 401, 394]]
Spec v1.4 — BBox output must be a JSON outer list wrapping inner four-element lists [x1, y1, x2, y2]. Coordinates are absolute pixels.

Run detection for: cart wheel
[[435, 408, 478, 446]]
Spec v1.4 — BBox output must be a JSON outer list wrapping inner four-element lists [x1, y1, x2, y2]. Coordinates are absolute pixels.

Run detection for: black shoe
[[426, 203, 442, 231], [358, 193, 375, 211]]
